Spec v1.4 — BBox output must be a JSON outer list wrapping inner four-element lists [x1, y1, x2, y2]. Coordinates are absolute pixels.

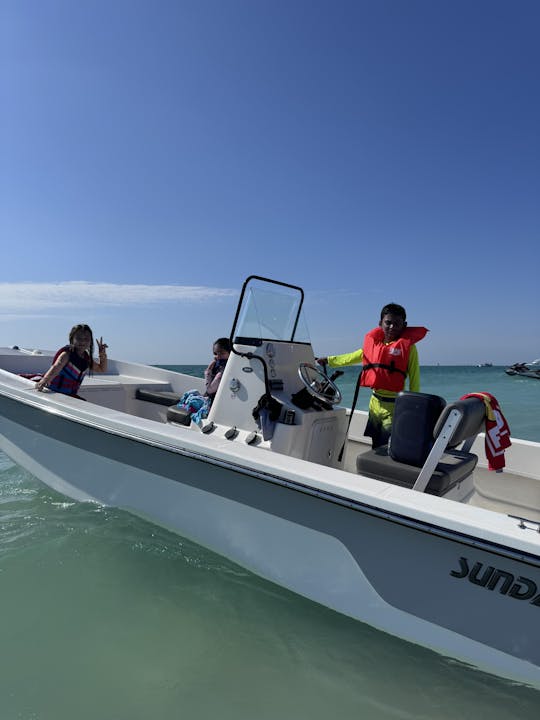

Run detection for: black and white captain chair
[[356, 391, 486, 496]]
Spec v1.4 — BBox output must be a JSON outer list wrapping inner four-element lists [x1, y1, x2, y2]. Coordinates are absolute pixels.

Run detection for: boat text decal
[[450, 557, 540, 606]]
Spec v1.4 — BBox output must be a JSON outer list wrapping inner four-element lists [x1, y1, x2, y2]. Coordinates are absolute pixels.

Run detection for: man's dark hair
[[380, 303, 406, 321]]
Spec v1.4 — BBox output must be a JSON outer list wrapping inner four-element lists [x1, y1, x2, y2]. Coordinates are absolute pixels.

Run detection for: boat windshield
[[232, 276, 311, 344]]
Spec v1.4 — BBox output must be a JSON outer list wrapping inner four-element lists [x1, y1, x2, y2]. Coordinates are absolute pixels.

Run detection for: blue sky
[[1, 0, 539, 365]]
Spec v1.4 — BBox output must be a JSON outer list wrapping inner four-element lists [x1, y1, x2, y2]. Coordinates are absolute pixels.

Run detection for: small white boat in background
[[1, 276, 540, 688]]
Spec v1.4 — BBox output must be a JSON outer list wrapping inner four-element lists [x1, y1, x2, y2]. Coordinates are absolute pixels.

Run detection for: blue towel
[[177, 390, 212, 427]]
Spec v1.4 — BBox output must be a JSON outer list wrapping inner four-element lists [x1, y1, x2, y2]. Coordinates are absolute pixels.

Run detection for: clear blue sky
[[2, 1, 539, 364]]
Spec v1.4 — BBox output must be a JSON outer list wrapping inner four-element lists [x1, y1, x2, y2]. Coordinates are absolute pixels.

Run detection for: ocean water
[[1, 366, 539, 719]]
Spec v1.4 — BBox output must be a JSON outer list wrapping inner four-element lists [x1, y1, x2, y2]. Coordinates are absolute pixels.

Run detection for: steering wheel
[[297, 363, 342, 405]]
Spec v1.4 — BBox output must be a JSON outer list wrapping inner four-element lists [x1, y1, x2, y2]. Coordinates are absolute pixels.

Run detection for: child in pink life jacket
[[35, 324, 108, 398]]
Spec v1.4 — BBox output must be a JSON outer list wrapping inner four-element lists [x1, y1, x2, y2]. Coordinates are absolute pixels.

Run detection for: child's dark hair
[[380, 303, 406, 321], [69, 324, 94, 374], [214, 337, 231, 352], [69, 324, 94, 352]]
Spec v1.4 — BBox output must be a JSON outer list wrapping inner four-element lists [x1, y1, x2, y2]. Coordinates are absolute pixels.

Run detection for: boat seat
[[356, 393, 486, 496], [135, 388, 182, 406], [135, 388, 192, 425], [166, 406, 192, 426]]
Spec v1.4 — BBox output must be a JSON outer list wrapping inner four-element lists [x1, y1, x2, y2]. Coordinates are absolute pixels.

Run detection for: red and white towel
[[460, 392, 512, 471]]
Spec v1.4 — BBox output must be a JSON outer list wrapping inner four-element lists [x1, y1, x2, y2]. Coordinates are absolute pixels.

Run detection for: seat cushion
[[135, 388, 182, 406], [166, 406, 192, 426], [356, 446, 477, 496]]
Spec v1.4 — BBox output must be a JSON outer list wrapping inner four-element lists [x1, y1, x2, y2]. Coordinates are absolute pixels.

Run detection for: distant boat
[[505, 360, 540, 379], [477, 362, 493, 367]]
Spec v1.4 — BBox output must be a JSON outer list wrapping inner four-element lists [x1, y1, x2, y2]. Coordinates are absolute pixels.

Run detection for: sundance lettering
[[450, 557, 540, 606]]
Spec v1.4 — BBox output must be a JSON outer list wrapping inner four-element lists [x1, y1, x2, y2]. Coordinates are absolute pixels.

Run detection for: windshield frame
[[229, 276, 306, 345]]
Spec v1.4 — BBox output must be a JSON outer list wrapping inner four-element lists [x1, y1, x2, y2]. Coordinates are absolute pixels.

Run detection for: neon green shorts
[[364, 393, 396, 448]]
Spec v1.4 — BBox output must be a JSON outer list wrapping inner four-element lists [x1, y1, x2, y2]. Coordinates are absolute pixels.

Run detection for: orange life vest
[[360, 326, 428, 392]]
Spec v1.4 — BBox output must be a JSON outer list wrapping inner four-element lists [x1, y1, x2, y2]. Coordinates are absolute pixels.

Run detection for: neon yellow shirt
[[327, 344, 420, 397]]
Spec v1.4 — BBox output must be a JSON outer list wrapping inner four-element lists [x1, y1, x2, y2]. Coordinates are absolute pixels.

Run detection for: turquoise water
[[1, 366, 539, 718]]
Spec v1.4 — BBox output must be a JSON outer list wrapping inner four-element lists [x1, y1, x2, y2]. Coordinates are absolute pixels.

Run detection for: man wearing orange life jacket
[[318, 303, 428, 448]]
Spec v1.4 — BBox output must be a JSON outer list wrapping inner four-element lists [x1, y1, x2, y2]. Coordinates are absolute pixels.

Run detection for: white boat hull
[[1, 381, 540, 688]]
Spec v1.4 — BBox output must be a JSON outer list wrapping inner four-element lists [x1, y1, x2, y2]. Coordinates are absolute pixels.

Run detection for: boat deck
[[80, 373, 540, 524], [2, 351, 540, 525], [344, 433, 540, 523]]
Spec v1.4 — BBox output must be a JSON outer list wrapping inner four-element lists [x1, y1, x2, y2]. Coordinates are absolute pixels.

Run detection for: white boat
[[1, 276, 540, 688]]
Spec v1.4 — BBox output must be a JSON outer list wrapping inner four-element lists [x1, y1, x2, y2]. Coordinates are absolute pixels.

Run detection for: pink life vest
[[48, 345, 90, 396]]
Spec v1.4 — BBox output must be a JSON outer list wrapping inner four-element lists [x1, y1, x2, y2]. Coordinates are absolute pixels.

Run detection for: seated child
[[177, 338, 231, 425], [204, 338, 232, 400]]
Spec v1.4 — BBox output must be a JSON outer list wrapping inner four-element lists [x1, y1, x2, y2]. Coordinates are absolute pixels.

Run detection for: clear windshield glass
[[233, 277, 311, 343]]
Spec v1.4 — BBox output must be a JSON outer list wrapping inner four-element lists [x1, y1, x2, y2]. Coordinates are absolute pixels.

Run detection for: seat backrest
[[433, 397, 486, 450], [389, 391, 447, 467], [410, 396, 486, 493]]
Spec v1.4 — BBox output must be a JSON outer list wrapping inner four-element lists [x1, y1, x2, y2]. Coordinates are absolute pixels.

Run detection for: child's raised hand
[[96, 337, 108, 354]]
